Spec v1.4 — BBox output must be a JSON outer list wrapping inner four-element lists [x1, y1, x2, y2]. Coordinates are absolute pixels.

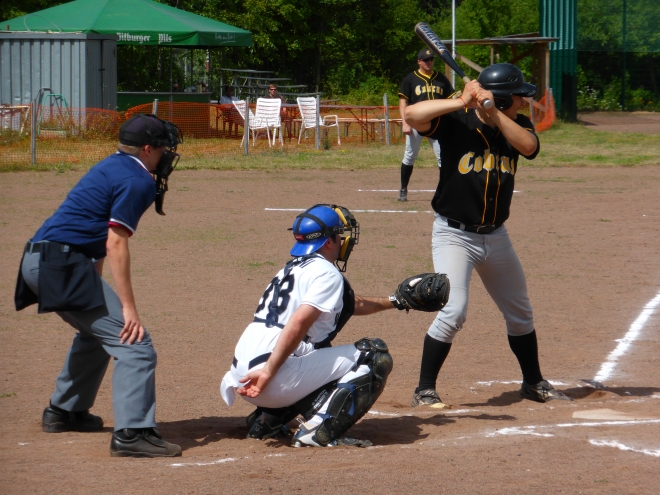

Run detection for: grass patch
[[0, 393, 17, 398]]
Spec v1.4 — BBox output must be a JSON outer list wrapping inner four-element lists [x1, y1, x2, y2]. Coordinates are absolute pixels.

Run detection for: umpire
[[14, 114, 183, 457], [397, 48, 454, 202]]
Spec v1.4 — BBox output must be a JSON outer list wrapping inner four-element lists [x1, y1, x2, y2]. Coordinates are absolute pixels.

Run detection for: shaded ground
[[1, 166, 659, 494], [578, 111, 660, 134]]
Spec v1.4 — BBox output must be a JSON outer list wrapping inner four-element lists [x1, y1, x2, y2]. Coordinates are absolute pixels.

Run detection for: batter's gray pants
[[22, 251, 157, 431], [402, 128, 442, 167], [428, 215, 535, 343]]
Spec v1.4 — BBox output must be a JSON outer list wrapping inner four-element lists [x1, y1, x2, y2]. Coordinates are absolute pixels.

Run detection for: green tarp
[[3, 0, 252, 47]]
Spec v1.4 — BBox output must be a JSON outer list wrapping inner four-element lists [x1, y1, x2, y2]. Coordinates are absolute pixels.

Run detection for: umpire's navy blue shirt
[[32, 152, 156, 259]]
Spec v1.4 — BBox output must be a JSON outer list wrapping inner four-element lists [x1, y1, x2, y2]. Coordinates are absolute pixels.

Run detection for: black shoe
[[410, 389, 452, 409], [247, 412, 292, 440], [110, 428, 182, 457], [398, 188, 408, 202], [42, 404, 103, 433], [520, 380, 573, 403]]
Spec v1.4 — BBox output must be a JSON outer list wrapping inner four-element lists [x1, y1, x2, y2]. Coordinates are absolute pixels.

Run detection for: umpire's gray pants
[[21, 251, 157, 431], [402, 128, 442, 167]]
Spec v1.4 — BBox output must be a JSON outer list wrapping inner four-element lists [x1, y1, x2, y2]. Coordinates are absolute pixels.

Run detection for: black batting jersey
[[399, 70, 454, 104], [420, 109, 540, 227]]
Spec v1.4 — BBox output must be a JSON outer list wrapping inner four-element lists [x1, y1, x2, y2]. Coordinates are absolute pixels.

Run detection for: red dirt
[[1, 165, 659, 494], [578, 111, 660, 134]]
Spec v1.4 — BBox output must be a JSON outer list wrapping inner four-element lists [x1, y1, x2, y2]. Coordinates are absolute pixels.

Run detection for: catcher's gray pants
[[428, 215, 535, 343], [402, 128, 442, 167], [21, 251, 157, 431]]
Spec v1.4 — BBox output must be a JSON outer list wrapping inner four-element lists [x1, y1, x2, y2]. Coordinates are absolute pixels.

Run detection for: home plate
[[572, 409, 656, 421]]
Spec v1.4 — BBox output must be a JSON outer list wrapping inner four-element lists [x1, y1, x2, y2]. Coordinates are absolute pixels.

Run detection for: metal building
[[0, 32, 117, 110]]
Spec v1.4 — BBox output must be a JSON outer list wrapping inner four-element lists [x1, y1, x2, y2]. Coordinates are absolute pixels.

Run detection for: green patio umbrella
[[3, 0, 252, 47]]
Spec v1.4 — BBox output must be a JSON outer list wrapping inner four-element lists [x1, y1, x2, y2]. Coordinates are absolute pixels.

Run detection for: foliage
[[0, 0, 65, 23], [339, 76, 400, 106]]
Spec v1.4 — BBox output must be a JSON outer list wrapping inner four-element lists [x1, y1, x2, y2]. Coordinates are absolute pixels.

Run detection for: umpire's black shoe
[[42, 404, 104, 433], [520, 380, 573, 403], [110, 428, 182, 457], [398, 188, 408, 202]]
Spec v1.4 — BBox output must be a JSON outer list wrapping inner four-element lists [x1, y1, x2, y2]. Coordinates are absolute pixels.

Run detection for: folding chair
[[296, 97, 340, 145]]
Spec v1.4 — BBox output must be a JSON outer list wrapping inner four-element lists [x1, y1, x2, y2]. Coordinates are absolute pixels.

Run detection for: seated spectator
[[267, 84, 286, 103], [220, 86, 240, 104]]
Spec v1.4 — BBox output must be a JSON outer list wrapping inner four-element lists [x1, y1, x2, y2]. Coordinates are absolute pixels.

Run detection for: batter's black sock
[[400, 163, 414, 190], [416, 335, 452, 392], [508, 330, 544, 385]]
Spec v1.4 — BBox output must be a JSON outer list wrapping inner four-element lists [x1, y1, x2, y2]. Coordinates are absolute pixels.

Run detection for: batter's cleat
[[42, 404, 103, 433], [398, 188, 408, 202], [247, 412, 292, 440], [520, 380, 573, 403], [411, 389, 452, 409], [110, 428, 181, 457]]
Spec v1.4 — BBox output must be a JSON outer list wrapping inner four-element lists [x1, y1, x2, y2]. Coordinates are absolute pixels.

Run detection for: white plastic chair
[[297, 97, 340, 145], [232, 100, 256, 146], [253, 98, 283, 147]]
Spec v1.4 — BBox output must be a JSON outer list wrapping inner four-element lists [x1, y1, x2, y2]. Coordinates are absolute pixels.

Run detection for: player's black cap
[[418, 49, 434, 60], [119, 113, 168, 147]]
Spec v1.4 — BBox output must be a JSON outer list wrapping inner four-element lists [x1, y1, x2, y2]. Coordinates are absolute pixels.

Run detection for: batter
[[404, 63, 573, 407]]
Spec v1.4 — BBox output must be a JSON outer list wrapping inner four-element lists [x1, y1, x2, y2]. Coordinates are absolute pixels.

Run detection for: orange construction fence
[[1, 93, 556, 169]]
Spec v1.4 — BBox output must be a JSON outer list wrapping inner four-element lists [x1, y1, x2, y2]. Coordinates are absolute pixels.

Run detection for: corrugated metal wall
[[0, 33, 117, 110], [540, 0, 578, 121]]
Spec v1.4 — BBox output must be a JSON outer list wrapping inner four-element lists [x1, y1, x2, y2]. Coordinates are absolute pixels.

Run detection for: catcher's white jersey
[[221, 254, 346, 406]]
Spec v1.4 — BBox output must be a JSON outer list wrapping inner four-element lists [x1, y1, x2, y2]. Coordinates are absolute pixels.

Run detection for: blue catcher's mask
[[289, 204, 360, 272]]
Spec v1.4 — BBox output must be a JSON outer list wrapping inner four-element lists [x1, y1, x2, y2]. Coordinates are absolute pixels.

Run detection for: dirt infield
[[1, 166, 659, 494]]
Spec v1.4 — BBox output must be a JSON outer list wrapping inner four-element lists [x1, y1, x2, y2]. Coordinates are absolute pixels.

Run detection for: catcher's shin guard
[[314, 338, 393, 445]]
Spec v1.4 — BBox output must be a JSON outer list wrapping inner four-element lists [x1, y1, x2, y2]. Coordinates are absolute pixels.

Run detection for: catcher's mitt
[[390, 273, 450, 312]]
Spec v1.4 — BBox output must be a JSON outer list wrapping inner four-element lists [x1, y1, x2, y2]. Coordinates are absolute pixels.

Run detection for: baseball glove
[[390, 273, 450, 312]]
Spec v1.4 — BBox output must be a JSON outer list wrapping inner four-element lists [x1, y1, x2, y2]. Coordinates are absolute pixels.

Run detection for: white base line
[[594, 290, 660, 383], [590, 439, 660, 458], [357, 189, 435, 192], [265, 208, 433, 214], [357, 189, 521, 193]]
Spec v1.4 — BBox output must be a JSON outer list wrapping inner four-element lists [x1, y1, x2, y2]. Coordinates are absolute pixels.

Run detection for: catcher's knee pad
[[315, 338, 393, 444]]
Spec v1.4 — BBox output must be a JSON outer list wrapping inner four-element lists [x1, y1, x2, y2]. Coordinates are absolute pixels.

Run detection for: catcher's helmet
[[290, 204, 360, 272], [477, 63, 537, 110]]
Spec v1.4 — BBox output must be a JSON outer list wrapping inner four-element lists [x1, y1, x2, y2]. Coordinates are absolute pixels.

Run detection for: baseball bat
[[414, 22, 494, 110]]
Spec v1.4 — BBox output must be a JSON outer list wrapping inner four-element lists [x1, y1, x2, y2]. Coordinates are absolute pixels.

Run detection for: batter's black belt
[[446, 219, 502, 235], [232, 352, 272, 370]]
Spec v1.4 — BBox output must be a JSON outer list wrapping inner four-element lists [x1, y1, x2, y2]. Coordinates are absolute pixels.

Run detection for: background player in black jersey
[[403, 63, 573, 408], [397, 49, 454, 202]]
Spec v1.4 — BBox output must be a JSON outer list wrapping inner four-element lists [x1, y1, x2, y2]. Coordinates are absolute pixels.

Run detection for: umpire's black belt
[[446, 219, 501, 235], [24, 240, 71, 254], [232, 352, 272, 370]]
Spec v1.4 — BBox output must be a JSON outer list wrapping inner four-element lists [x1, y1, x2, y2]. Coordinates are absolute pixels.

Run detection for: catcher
[[220, 204, 449, 447]]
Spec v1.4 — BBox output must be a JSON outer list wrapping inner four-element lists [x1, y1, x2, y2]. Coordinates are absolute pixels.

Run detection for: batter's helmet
[[290, 204, 359, 272], [477, 63, 537, 110]]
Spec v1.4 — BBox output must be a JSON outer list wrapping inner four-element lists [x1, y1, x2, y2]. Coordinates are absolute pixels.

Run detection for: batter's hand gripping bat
[[414, 22, 494, 110]]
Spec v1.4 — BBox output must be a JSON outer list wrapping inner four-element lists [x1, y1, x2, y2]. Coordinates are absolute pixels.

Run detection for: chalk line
[[171, 457, 241, 467], [589, 439, 660, 458], [265, 208, 433, 214], [594, 290, 660, 383], [357, 189, 435, 192]]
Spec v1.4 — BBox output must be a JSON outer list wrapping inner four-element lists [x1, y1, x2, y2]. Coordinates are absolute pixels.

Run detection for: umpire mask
[[152, 120, 183, 216], [119, 114, 183, 216]]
